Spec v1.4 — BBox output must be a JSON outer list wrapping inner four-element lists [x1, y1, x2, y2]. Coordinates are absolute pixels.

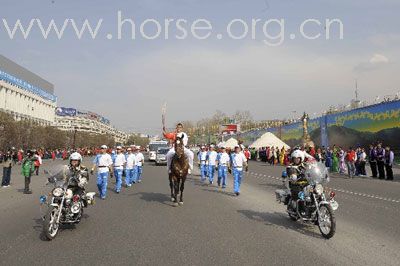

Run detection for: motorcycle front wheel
[[288, 213, 299, 221], [43, 206, 60, 240], [318, 204, 336, 239]]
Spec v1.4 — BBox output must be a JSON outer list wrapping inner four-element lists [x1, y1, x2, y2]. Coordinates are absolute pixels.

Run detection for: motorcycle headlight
[[52, 187, 64, 197], [314, 184, 324, 195]]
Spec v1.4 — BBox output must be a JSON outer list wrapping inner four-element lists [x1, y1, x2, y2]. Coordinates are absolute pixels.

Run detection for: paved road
[[1, 159, 399, 266]]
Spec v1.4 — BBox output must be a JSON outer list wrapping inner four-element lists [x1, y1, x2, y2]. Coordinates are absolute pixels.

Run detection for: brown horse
[[169, 136, 189, 206]]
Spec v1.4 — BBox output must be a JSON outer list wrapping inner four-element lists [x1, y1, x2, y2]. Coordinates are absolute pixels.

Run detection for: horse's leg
[[169, 174, 174, 201], [173, 178, 179, 204], [179, 177, 185, 204], [176, 178, 181, 202]]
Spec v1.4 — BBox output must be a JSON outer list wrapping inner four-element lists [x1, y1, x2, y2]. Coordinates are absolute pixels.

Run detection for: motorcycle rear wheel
[[318, 204, 336, 239], [43, 206, 60, 240]]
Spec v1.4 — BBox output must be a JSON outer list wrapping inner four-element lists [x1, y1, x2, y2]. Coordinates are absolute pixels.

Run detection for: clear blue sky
[[1, 0, 399, 134]]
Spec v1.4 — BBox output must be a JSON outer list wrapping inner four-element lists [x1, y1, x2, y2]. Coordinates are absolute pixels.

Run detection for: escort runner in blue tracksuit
[[217, 146, 230, 189], [125, 147, 136, 187], [135, 146, 145, 183], [206, 145, 218, 184], [113, 146, 126, 193], [231, 145, 248, 196], [198, 146, 208, 182], [91, 145, 113, 199]]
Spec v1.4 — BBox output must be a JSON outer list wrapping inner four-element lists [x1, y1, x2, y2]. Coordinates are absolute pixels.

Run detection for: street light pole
[[72, 127, 77, 150]]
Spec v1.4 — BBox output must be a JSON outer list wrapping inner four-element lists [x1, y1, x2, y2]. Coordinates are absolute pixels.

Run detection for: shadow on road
[[33, 217, 83, 241], [237, 209, 323, 239], [32, 218, 48, 241], [134, 192, 172, 206], [190, 179, 210, 187], [201, 187, 236, 197]]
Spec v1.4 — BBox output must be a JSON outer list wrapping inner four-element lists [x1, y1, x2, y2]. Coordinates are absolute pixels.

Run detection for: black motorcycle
[[40, 169, 95, 240], [275, 162, 339, 239]]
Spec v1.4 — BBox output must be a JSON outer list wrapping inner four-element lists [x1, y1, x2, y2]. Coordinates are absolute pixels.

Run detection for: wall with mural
[[240, 100, 400, 150]]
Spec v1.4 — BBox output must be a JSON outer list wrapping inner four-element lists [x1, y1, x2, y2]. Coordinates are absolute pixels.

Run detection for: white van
[[148, 140, 169, 161]]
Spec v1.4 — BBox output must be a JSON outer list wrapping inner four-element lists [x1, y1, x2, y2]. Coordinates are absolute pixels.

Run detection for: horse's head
[[174, 135, 185, 158]]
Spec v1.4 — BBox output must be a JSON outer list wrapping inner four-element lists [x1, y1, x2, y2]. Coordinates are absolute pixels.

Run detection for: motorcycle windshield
[[304, 162, 330, 185], [44, 165, 68, 187]]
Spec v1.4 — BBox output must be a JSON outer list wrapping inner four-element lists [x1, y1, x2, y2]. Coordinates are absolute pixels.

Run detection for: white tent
[[249, 132, 290, 150], [223, 138, 238, 149]]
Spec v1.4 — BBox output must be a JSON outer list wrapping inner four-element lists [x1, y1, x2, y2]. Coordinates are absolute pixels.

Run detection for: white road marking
[[247, 170, 400, 204]]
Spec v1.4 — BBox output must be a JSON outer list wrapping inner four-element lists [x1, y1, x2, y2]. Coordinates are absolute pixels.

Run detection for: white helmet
[[291, 150, 305, 162], [69, 152, 82, 162]]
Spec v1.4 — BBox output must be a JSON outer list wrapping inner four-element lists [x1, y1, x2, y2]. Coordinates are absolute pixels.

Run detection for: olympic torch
[[161, 102, 167, 132]]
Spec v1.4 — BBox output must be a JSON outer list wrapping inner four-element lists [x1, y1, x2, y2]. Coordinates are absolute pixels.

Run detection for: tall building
[[54, 107, 128, 144], [0, 54, 57, 125]]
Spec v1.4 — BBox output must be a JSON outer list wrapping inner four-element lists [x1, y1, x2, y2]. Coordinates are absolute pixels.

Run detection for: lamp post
[[72, 126, 78, 150]]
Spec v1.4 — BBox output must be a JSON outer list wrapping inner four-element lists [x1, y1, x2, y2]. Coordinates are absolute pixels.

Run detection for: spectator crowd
[[251, 142, 396, 181], [0, 147, 101, 189]]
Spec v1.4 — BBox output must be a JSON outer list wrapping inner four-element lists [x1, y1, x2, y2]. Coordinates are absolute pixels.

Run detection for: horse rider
[[217, 146, 230, 189], [125, 147, 136, 187], [231, 145, 248, 196], [113, 146, 126, 193], [163, 123, 194, 174], [91, 145, 113, 200], [134, 146, 145, 183], [198, 145, 208, 182], [206, 144, 218, 184]]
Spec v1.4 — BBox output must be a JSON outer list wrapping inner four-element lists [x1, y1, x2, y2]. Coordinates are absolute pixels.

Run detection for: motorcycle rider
[[62, 152, 89, 204], [287, 149, 306, 174], [285, 149, 309, 215]]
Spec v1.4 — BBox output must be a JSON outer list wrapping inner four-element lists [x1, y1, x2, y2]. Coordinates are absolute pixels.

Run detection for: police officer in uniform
[[376, 143, 386, 179]]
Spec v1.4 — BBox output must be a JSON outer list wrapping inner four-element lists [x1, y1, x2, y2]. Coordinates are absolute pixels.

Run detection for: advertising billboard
[[55, 107, 76, 117], [220, 124, 240, 134]]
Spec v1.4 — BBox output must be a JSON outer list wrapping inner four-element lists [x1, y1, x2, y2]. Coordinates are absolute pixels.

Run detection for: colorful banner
[[240, 100, 400, 149], [57, 107, 111, 125]]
